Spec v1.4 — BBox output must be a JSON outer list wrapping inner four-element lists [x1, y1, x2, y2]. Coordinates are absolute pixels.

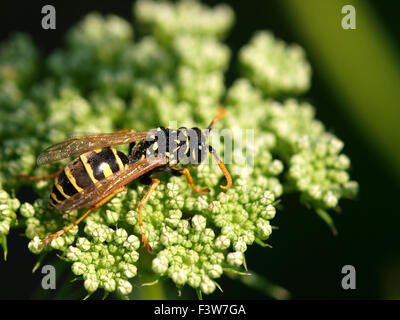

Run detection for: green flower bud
[[65, 246, 82, 262], [50, 237, 65, 250], [200, 276, 216, 294], [335, 154, 351, 170], [103, 278, 116, 292], [171, 269, 188, 286], [165, 209, 182, 227], [71, 262, 87, 276], [20, 202, 34, 218], [117, 279, 132, 296], [323, 191, 338, 208], [120, 262, 137, 279], [233, 238, 247, 253], [214, 235, 230, 250], [105, 210, 119, 224], [191, 214, 207, 231], [261, 204, 276, 220], [100, 255, 115, 268], [227, 252, 243, 267], [268, 159, 284, 176], [76, 237, 92, 252], [125, 210, 137, 225], [84, 278, 99, 293], [28, 236, 44, 254], [207, 264, 223, 279], [152, 255, 169, 274], [256, 219, 272, 240], [0, 221, 10, 235], [188, 273, 201, 288], [114, 228, 128, 245]]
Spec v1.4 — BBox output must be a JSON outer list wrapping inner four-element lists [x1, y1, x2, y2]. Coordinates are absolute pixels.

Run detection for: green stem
[[1, 234, 7, 261], [227, 269, 290, 300], [32, 251, 47, 273], [316, 208, 338, 236]]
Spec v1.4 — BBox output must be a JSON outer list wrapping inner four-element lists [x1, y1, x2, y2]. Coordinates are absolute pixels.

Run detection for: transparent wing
[[54, 155, 168, 211], [37, 130, 154, 165], [65, 132, 111, 139]]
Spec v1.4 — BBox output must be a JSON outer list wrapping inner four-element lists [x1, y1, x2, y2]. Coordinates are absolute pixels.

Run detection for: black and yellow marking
[[80, 153, 98, 183], [80, 147, 129, 181], [68, 157, 94, 190], [48, 198, 57, 208], [116, 150, 129, 167], [50, 191, 62, 204], [65, 166, 83, 193], [111, 148, 125, 170], [51, 184, 67, 203], [49, 147, 129, 208], [56, 170, 78, 197]]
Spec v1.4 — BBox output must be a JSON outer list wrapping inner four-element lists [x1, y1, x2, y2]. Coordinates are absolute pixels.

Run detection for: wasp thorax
[[138, 127, 207, 166]]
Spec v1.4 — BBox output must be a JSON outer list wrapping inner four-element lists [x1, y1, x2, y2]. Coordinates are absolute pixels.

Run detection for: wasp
[[20, 108, 232, 252]]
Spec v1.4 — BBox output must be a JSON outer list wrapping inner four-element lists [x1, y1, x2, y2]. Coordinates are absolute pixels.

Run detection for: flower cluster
[[0, 185, 20, 259], [225, 79, 358, 215], [135, 0, 234, 43], [152, 215, 226, 295], [64, 226, 140, 297], [0, 0, 358, 298], [288, 133, 358, 209], [21, 200, 78, 254], [206, 180, 277, 251], [239, 31, 311, 95], [263, 99, 359, 211]]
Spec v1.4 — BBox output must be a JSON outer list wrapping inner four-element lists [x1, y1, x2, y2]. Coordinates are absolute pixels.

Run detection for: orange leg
[[137, 178, 160, 253], [42, 186, 126, 246], [18, 169, 63, 182], [208, 145, 232, 190], [216, 160, 232, 190], [206, 107, 227, 131], [173, 168, 210, 193]]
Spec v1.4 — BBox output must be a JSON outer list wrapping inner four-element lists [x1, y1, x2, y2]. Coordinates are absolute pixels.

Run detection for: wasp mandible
[[20, 108, 232, 252]]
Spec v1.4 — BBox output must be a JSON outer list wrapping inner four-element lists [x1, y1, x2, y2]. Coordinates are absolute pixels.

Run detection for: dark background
[[1, 0, 399, 299]]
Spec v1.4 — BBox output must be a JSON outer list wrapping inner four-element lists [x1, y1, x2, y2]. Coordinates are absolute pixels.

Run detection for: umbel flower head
[[0, 184, 20, 259], [239, 31, 311, 95], [0, 0, 358, 298]]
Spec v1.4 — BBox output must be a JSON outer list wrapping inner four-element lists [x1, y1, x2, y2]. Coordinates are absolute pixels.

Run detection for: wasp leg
[[137, 178, 160, 253], [172, 168, 210, 193], [208, 145, 232, 190], [42, 186, 127, 246], [18, 169, 63, 182]]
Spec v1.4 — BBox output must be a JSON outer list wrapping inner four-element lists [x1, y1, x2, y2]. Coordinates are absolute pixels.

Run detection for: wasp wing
[[37, 130, 154, 165], [54, 155, 168, 211]]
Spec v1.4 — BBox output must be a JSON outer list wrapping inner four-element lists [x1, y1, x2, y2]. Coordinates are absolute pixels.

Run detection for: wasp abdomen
[[49, 147, 128, 208]]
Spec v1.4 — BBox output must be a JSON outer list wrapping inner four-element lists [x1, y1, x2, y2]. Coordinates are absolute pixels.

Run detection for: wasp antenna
[[209, 145, 232, 190], [205, 108, 227, 137]]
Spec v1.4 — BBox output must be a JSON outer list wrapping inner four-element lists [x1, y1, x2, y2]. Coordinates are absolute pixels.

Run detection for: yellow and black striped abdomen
[[49, 147, 129, 209]]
